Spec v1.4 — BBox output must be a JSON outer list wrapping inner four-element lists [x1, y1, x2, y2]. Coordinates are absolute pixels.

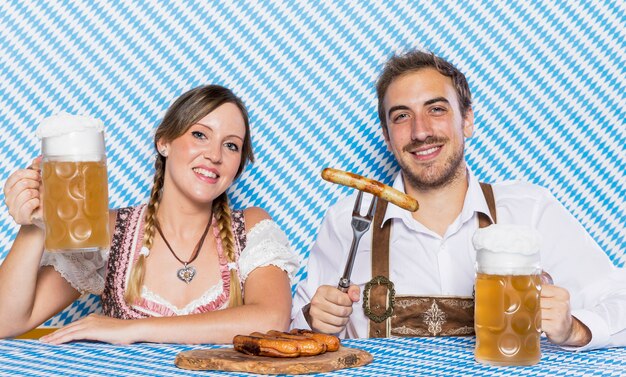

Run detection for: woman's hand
[[3, 157, 44, 228], [39, 314, 138, 345]]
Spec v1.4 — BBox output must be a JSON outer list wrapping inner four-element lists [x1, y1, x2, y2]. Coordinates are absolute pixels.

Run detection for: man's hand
[[541, 284, 591, 347], [304, 284, 360, 334], [39, 314, 137, 345]]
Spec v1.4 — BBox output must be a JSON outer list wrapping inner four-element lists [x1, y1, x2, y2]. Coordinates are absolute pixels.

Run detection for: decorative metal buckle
[[362, 275, 395, 323]]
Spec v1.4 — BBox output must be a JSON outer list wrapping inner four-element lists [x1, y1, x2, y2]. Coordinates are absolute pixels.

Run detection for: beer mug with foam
[[472, 224, 542, 366], [38, 113, 109, 252]]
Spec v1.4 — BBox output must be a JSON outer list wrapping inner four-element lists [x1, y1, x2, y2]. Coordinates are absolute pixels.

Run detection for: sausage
[[289, 329, 341, 352], [233, 334, 300, 357], [262, 330, 327, 356], [321, 168, 419, 212], [251, 331, 327, 356], [233, 330, 340, 358]]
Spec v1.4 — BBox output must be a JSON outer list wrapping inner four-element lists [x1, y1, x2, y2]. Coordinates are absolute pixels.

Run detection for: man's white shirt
[[291, 170, 626, 351]]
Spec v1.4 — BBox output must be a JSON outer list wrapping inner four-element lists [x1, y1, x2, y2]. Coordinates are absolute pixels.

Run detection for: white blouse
[[41, 219, 299, 299]]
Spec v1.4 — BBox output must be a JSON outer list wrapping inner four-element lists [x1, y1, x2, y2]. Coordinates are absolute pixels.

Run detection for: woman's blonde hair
[[124, 85, 253, 307]]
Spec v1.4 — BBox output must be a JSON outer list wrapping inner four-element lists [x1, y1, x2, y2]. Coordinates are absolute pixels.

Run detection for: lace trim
[[246, 219, 288, 243], [137, 283, 225, 316], [40, 251, 106, 295], [41, 256, 89, 294], [238, 220, 299, 284]]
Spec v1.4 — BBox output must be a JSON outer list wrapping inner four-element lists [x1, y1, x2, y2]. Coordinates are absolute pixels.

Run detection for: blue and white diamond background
[[0, 1, 624, 326]]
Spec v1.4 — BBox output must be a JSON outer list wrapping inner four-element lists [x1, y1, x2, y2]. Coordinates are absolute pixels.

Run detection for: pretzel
[[321, 168, 419, 212], [289, 329, 341, 352]]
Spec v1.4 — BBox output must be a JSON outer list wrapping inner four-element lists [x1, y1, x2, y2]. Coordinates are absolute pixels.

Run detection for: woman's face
[[158, 102, 246, 206]]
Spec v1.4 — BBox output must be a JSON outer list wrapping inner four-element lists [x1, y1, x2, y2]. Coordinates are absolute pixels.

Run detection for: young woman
[[0, 85, 298, 344]]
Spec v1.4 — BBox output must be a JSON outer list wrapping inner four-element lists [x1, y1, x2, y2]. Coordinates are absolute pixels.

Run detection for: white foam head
[[38, 113, 105, 159], [473, 224, 541, 275]]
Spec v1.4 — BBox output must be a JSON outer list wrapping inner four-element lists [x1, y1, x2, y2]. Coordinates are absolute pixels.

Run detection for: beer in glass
[[38, 114, 109, 252], [473, 224, 542, 366]]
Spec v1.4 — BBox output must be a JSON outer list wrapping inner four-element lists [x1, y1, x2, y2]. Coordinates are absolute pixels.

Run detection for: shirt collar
[[380, 169, 495, 227], [380, 173, 416, 228], [461, 169, 495, 225]]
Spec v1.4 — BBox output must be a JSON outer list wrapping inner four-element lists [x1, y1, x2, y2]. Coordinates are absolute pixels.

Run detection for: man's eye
[[393, 113, 409, 122], [225, 142, 240, 152], [430, 107, 447, 114], [191, 131, 206, 139]]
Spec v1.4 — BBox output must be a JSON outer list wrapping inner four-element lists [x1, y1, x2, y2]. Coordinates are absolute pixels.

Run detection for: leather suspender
[[478, 182, 497, 227], [365, 199, 394, 337]]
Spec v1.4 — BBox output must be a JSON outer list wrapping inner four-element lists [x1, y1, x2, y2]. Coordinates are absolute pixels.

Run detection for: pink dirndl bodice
[[100, 205, 246, 319]]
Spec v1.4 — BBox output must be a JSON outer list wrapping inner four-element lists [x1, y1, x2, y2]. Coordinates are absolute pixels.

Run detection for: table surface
[[1, 336, 625, 376]]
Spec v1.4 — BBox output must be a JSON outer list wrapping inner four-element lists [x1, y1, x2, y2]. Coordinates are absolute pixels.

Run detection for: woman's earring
[[159, 149, 168, 157]]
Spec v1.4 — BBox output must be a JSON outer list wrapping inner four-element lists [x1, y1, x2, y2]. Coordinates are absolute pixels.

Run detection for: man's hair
[[376, 50, 472, 131]]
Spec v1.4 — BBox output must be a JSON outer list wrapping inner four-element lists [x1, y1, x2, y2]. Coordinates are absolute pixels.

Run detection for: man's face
[[382, 68, 474, 191]]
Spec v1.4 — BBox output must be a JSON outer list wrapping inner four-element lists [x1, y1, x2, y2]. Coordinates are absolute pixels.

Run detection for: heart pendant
[[177, 265, 196, 284]]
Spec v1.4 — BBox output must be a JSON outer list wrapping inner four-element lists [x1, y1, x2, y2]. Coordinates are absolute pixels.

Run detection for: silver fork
[[337, 191, 378, 292]]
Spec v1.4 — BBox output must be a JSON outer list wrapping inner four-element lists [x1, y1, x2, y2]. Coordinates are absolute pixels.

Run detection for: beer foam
[[473, 224, 541, 275], [38, 113, 105, 158], [37, 113, 104, 138]]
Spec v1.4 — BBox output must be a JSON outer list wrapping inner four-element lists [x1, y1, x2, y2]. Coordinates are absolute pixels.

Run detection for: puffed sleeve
[[238, 219, 299, 285], [40, 250, 108, 295]]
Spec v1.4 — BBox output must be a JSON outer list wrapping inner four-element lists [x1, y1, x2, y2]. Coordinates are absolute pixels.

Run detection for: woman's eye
[[191, 131, 206, 139], [225, 142, 240, 152]]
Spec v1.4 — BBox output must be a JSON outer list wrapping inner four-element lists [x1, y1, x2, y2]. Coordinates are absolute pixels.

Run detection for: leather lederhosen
[[364, 183, 497, 338]]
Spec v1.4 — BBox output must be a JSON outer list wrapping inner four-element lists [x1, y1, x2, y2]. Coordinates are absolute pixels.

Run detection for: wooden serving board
[[175, 346, 373, 375]]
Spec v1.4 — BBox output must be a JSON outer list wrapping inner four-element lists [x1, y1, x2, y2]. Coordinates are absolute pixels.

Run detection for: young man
[[291, 50, 626, 350]]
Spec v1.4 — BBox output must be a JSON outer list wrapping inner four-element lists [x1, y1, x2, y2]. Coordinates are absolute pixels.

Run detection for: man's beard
[[399, 136, 465, 190]]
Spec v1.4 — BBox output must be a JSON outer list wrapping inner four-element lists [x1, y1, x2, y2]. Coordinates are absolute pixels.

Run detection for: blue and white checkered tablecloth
[[1, 0, 625, 326], [1, 337, 624, 377]]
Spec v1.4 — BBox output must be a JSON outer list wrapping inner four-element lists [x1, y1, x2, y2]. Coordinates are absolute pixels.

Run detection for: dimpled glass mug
[[38, 113, 110, 252], [472, 224, 542, 366]]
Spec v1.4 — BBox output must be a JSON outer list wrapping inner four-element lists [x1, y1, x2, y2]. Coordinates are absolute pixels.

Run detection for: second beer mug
[[472, 224, 542, 366], [38, 113, 110, 253]]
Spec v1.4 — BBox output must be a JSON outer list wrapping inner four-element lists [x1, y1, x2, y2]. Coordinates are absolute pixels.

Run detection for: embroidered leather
[[391, 296, 475, 337]]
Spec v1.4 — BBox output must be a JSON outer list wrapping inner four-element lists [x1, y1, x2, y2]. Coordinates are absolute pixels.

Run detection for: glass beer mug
[[472, 224, 542, 366], [38, 113, 110, 253]]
